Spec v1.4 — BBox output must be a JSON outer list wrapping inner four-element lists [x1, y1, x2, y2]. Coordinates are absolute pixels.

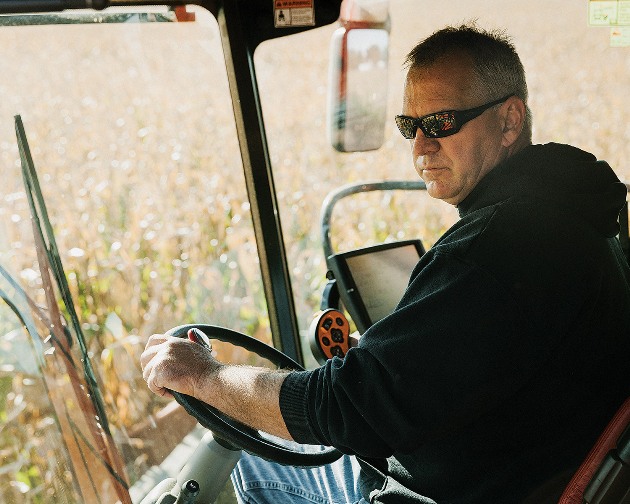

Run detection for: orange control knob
[[309, 309, 350, 364]]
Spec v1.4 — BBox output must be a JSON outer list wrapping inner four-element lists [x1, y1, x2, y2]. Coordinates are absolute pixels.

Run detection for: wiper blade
[[14, 115, 132, 503]]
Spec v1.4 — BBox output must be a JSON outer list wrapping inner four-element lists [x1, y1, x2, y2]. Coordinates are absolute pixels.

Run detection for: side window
[[254, 25, 459, 359], [0, 7, 267, 502], [255, 1, 629, 359]]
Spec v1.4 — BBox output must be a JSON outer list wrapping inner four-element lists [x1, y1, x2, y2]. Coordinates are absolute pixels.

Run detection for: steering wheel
[[165, 324, 343, 467]]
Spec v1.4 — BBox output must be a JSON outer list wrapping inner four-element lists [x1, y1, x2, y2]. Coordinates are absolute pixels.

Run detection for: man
[[141, 24, 630, 503]]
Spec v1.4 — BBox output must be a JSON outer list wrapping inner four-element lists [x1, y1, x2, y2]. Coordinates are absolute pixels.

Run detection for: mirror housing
[[327, 0, 390, 152]]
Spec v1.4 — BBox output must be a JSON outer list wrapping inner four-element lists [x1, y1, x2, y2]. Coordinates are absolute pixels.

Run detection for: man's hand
[[140, 330, 293, 440], [140, 332, 220, 399]]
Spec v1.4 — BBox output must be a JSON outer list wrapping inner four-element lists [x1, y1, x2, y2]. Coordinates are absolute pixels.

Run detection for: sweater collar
[[455, 143, 627, 238], [456, 145, 533, 217]]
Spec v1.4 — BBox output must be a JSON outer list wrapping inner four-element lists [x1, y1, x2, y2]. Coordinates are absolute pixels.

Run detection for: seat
[[559, 397, 630, 504]]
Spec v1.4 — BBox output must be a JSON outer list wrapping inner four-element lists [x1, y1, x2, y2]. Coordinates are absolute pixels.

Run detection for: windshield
[[0, 7, 264, 502]]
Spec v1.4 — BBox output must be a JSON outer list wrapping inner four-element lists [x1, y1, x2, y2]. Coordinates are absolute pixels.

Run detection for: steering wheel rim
[[165, 324, 343, 467]]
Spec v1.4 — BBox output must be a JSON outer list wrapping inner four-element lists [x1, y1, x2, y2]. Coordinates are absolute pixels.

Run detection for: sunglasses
[[395, 94, 513, 140]]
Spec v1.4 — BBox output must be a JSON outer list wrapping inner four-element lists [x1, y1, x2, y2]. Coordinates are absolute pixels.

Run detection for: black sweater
[[280, 143, 630, 503]]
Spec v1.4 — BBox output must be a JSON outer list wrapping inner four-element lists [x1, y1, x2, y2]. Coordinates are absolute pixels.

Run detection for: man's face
[[402, 54, 509, 206]]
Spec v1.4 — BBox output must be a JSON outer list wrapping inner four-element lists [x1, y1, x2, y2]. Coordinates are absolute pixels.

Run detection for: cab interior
[[0, 1, 628, 503]]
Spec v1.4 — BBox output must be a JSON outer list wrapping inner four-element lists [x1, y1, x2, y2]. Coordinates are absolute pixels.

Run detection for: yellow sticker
[[588, 0, 630, 26], [619, 1, 630, 23], [611, 26, 630, 45]]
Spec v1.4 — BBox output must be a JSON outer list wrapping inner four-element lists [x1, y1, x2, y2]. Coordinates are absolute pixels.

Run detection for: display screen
[[329, 240, 424, 332], [345, 243, 421, 322]]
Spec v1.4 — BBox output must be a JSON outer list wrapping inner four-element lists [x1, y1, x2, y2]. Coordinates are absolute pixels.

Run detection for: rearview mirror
[[327, 0, 390, 152]]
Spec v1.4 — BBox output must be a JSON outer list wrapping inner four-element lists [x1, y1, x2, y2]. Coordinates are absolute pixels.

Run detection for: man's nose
[[412, 131, 440, 156]]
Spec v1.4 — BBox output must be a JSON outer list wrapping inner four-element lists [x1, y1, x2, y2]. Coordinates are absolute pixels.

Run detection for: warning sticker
[[274, 0, 314, 27]]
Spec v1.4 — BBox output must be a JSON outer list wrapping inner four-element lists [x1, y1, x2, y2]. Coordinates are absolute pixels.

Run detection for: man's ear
[[501, 96, 526, 147]]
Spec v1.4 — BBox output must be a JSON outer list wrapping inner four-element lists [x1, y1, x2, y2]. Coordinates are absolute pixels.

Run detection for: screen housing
[[327, 239, 424, 333]]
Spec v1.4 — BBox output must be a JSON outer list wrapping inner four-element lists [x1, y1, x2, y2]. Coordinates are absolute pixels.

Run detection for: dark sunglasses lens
[[395, 116, 417, 139], [421, 112, 457, 138], [396, 111, 460, 139]]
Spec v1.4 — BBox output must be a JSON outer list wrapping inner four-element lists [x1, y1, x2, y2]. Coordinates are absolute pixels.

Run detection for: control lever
[[173, 480, 200, 503], [188, 328, 212, 349]]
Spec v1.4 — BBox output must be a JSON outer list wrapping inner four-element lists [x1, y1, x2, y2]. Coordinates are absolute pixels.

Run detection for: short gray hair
[[405, 23, 532, 140]]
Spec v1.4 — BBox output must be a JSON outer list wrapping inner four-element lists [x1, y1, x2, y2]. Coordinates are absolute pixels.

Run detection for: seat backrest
[[558, 397, 630, 504]]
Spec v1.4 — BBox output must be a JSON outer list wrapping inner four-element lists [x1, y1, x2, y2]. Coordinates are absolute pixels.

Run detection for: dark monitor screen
[[328, 239, 424, 333]]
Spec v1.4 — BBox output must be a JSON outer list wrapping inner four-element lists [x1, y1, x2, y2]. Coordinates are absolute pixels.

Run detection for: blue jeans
[[231, 451, 368, 504]]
